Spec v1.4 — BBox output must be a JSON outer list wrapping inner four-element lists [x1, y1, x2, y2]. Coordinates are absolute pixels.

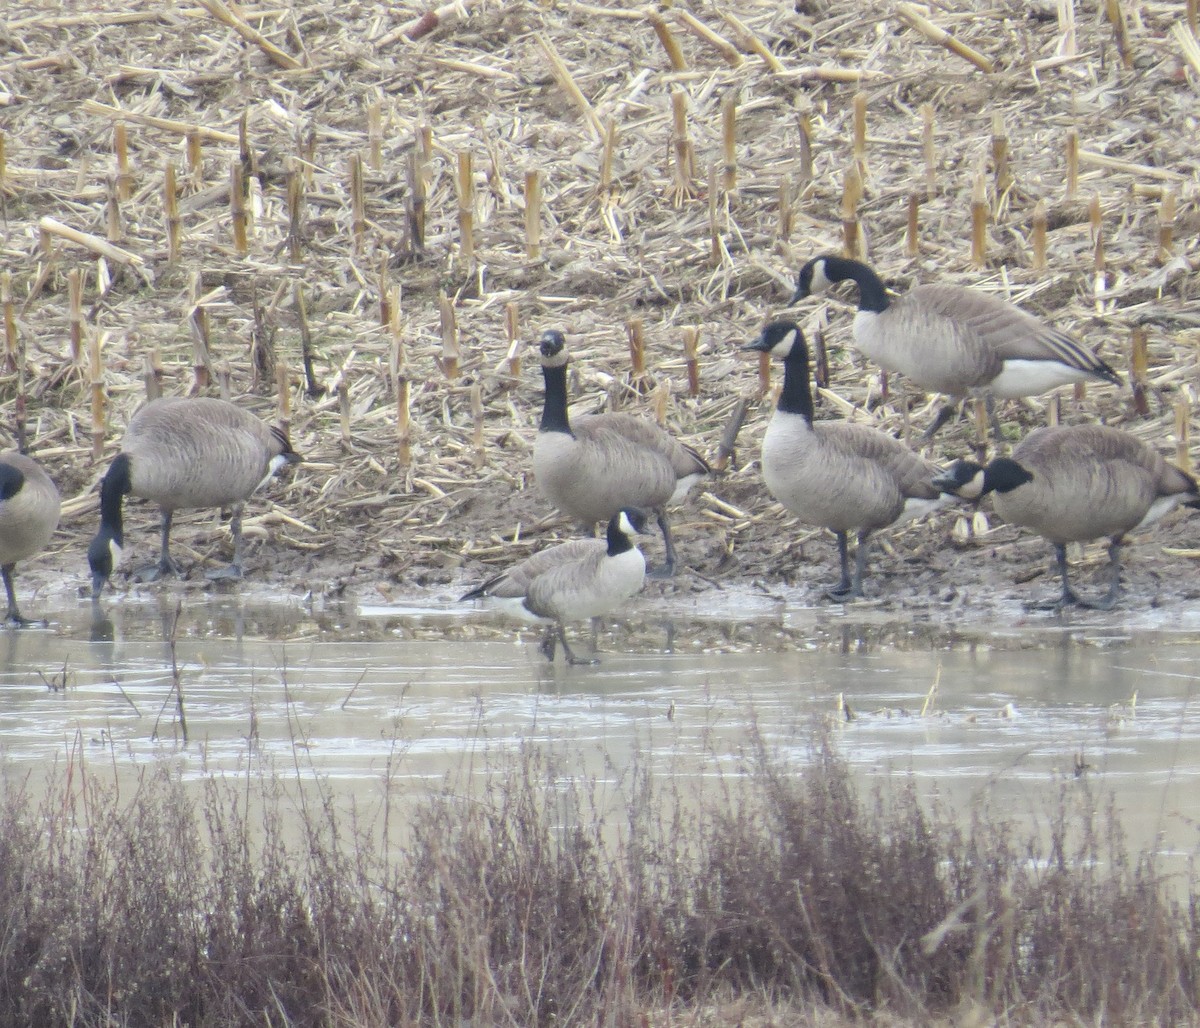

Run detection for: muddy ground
[[3, 0, 1199, 640]]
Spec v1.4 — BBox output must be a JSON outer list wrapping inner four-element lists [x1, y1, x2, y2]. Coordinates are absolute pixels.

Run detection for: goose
[[0, 451, 61, 626], [87, 396, 301, 598], [742, 320, 953, 600], [532, 329, 708, 577], [791, 255, 1122, 438], [932, 424, 1200, 610], [460, 507, 649, 665]]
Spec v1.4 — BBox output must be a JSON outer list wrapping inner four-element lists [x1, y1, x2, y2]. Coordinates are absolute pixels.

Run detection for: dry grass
[[1, 0, 1197, 604], [0, 731, 1195, 1026]]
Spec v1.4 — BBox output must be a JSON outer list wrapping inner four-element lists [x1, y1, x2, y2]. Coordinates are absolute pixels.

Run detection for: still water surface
[[2, 588, 1199, 881]]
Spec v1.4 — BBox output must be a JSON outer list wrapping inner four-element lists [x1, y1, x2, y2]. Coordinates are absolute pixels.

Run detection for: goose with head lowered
[[791, 255, 1122, 438], [933, 424, 1200, 610], [87, 396, 302, 598], [0, 451, 61, 626], [743, 320, 954, 601], [532, 330, 708, 577], [461, 507, 650, 665]]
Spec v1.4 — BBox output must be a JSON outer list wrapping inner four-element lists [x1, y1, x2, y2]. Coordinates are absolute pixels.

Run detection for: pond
[[3, 585, 1200, 886]]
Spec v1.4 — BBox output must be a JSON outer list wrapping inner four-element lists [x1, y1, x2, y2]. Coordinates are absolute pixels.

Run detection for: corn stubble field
[[3, 0, 1200, 1024]]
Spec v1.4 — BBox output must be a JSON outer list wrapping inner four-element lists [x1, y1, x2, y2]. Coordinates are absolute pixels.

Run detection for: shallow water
[[3, 587, 1200, 885]]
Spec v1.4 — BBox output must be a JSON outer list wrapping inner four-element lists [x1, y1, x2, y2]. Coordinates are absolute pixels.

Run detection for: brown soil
[[4, 0, 1199, 629]]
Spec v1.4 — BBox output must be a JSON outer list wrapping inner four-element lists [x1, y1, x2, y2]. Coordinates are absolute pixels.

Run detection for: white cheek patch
[[109, 540, 125, 569], [957, 472, 987, 500], [254, 454, 291, 494], [810, 261, 831, 291]]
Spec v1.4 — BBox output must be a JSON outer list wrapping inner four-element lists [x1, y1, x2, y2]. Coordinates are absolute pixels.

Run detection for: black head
[[606, 507, 649, 554], [931, 459, 987, 498], [87, 529, 120, 600], [0, 462, 25, 502], [538, 330, 569, 368], [982, 457, 1035, 494], [793, 255, 851, 305], [932, 458, 1033, 499], [614, 507, 649, 536], [790, 254, 866, 306], [741, 320, 808, 361]]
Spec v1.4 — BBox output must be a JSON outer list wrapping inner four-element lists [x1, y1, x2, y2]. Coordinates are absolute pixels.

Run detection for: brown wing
[[123, 397, 284, 509], [0, 452, 60, 564], [818, 421, 945, 501], [909, 285, 1117, 381], [1018, 425, 1199, 500], [578, 412, 710, 478], [462, 538, 605, 599]]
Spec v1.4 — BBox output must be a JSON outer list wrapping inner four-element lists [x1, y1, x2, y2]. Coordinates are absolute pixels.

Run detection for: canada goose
[[0, 452, 61, 626], [742, 320, 953, 600], [933, 424, 1200, 610], [87, 396, 301, 598], [461, 507, 649, 665], [791, 255, 1122, 437], [532, 329, 708, 576]]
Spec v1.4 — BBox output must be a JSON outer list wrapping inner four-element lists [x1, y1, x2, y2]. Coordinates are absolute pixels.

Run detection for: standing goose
[[532, 330, 708, 576], [791, 255, 1121, 438], [0, 452, 61, 625], [932, 424, 1200, 610], [461, 507, 649, 665], [87, 396, 301, 598], [743, 320, 953, 600]]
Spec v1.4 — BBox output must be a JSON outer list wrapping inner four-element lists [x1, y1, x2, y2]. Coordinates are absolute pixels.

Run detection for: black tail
[[1094, 358, 1123, 389], [460, 573, 504, 602], [271, 426, 302, 463]]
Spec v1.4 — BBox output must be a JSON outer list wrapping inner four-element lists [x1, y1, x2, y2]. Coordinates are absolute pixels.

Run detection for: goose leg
[[826, 531, 856, 601], [539, 626, 558, 662], [984, 394, 1004, 442], [850, 531, 871, 599], [559, 625, 599, 666], [646, 508, 677, 579], [1054, 538, 1121, 611], [1097, 537, 1125, 609], [1, 564, 41, 627], [1030, 543, 1092, 611], [207, 502, 246, 581], [921, 401, 960, 442], [133, 510, 183, 582]]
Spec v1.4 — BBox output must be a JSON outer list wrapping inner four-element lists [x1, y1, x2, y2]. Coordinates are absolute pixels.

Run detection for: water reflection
[[1, 590, 1198, 881]]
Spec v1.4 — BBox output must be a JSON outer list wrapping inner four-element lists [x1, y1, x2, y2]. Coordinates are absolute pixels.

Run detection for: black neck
[[776, 343, 815, 425], [97, 453, 132, 544], [823, 256, 889, 314], [539, 363, 573, 436], [606, 517, 634, 556]]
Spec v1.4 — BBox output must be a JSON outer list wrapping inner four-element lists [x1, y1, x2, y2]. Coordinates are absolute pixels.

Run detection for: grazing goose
[[743, 320, 953, 600], [933, 424, 1200, 610], [532, 330, 708, 577], [791, 255, 1122, 437], [87, 396, 301, 598], [0, 452, 61, 626], [461, 507, 649, 665]]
